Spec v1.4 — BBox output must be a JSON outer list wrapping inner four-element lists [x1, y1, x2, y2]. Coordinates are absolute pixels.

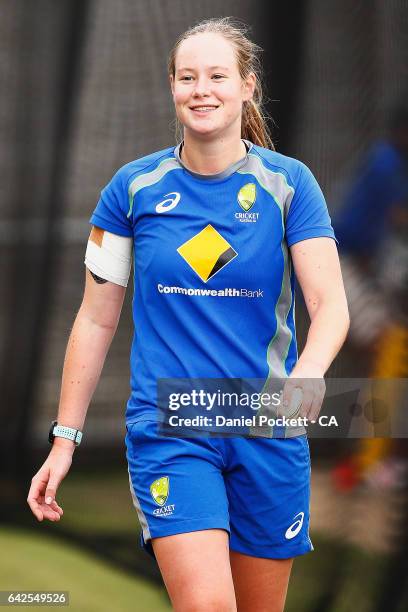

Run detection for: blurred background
[[1, 0, 407, 610]]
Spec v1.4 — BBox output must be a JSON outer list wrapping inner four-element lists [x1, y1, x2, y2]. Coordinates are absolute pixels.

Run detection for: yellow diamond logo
[[237, 183, 256, 211], [150, 476, 169, 506], [177, 224, 237, 283]]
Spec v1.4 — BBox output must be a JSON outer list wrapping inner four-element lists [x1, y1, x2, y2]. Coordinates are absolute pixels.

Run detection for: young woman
[[28, 18, 349, 612]]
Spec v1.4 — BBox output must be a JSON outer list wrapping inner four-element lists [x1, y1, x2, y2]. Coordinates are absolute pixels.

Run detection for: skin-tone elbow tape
[[84, 226, 133, 287]]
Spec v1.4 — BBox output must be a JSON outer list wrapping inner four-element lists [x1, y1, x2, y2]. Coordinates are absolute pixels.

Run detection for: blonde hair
[[168, 17, 275, 150]]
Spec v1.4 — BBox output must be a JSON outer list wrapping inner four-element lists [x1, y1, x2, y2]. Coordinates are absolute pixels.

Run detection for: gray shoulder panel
[[238, 153, 295, 219], [127, 157, 182, 217]]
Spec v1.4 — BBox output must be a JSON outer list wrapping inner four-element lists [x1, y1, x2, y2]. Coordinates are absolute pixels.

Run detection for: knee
[[178, 594, 236, 612]]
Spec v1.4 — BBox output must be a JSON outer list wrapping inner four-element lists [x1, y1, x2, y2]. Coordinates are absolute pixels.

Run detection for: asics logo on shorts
[[155, 192, 181, 213], [285, 512, 304, 539]]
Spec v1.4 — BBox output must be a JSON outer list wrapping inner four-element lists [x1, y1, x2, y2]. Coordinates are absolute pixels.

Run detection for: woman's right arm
[[27, 266, 126, 521]]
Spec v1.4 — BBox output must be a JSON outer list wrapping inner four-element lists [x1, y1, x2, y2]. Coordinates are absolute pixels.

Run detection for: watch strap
[[50, 421, 82, 446]]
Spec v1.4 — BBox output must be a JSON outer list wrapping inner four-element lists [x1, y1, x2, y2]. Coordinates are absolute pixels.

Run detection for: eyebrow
[[176, 66, 230, 73]]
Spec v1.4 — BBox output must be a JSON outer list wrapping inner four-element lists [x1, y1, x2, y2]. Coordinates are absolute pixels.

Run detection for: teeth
[[193, 107, 216, 111]]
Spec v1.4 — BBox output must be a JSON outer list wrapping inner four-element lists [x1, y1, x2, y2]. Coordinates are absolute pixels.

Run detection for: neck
[[181, 130, 247, 175]]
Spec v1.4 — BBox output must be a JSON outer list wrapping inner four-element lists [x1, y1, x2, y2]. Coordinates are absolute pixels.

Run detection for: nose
[[192, 76, 211, 98]]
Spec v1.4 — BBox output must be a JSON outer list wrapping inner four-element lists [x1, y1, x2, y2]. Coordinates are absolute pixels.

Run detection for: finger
[[39, 506, 61, 521], [28, 469, 51, 506], [27, 479, 47, 521], [50, 500, 63, 515], [309, 393, 323, 423], [27, 496, 44, 521], [45, 477, 61, 505], [282, 380, 296, 414], [287, 387, 303, 417], [28, 475, 47, 501], [299, 388, 314, 418], [43, 506, 62, 521], [313, 381, 326, 419], [319, 381, 326, 413]]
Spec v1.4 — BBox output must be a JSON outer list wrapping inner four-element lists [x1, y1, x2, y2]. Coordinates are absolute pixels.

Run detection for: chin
[[180, 110, 240, 140], [184, 123, 221, 138]]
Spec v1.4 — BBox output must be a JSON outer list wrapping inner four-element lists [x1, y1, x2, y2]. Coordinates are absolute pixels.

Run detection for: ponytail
[[242, 99, 274, 150]]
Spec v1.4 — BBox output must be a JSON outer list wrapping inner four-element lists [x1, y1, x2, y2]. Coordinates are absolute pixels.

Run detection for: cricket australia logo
[[150, 476, 175, 516], [235, 183, 259, 223]]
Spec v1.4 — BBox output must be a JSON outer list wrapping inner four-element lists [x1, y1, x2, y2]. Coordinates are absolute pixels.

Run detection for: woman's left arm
[[283, 237, 350, 420], [291, 236, 350, 376]]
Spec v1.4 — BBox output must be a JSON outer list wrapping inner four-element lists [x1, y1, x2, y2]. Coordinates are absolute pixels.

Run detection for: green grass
[[12, 467, 392, 611], [1, 526, 390, 612], [0, 527, 171, 612], [55, 467, 136, 534]]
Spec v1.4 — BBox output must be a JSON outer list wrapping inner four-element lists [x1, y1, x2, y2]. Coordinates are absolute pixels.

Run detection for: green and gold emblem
[[150, 476, 169, 506], [237, 183, 256, 211]]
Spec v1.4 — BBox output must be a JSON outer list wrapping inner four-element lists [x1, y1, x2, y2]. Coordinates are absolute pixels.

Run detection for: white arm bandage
[[84, 226, 133, 287]]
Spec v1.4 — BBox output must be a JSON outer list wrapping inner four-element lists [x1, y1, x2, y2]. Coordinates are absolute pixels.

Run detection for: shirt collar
[[174, 140, 253, 181]]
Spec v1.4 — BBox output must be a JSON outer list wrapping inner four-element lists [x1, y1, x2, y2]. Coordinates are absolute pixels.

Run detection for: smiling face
[[170, 32, 255, 140]]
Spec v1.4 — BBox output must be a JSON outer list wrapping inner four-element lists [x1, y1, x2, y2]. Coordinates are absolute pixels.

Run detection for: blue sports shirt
[[89, 141, 336, 430]]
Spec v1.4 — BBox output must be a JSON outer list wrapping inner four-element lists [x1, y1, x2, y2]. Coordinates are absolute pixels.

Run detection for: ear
[[242, 72, 256, 102]]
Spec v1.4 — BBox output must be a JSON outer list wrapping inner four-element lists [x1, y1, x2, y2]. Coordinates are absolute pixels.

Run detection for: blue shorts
[[125, 419, 313, 560]]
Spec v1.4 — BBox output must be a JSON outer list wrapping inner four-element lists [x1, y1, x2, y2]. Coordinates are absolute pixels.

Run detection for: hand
[[282, 360, 326, 423], [27, 444, 73, 521]]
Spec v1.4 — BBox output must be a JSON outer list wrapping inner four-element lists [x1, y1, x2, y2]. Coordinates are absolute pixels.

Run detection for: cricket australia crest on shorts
[[150, 476, 175, 516]]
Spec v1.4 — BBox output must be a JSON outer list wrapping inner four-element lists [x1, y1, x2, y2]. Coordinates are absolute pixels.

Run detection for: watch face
[[48, 420, 58, 443]]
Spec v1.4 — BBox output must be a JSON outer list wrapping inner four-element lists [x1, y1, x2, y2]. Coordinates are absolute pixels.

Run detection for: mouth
[[189, 105, 219, 114]]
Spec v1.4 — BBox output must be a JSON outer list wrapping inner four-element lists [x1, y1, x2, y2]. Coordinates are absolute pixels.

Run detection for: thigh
[[226, 435, 312, 559], [230, 551, 293, 612], [152, 529, 236, 612]]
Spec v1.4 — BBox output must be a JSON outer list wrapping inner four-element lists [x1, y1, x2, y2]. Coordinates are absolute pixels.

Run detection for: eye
[[180, 75, 194, 81], [212, 74, 226, 80]]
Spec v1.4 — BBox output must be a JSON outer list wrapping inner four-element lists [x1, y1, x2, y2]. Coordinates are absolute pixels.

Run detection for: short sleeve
[[285, 163, 337, 247], [89, 168, 133, 237]]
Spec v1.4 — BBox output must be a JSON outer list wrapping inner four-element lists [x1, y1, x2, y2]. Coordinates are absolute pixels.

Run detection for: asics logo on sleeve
[[285, 512, 304, 539], [155, 192, 181, 213]]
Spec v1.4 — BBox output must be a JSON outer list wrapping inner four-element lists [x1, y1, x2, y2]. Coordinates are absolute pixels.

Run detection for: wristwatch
[[48, 420, 83, 446]]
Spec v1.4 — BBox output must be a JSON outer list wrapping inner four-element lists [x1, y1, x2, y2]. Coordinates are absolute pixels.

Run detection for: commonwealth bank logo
[[177, 224, 237, 283], [150, 476, 169, 506], [237, 183, 256, 211]]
